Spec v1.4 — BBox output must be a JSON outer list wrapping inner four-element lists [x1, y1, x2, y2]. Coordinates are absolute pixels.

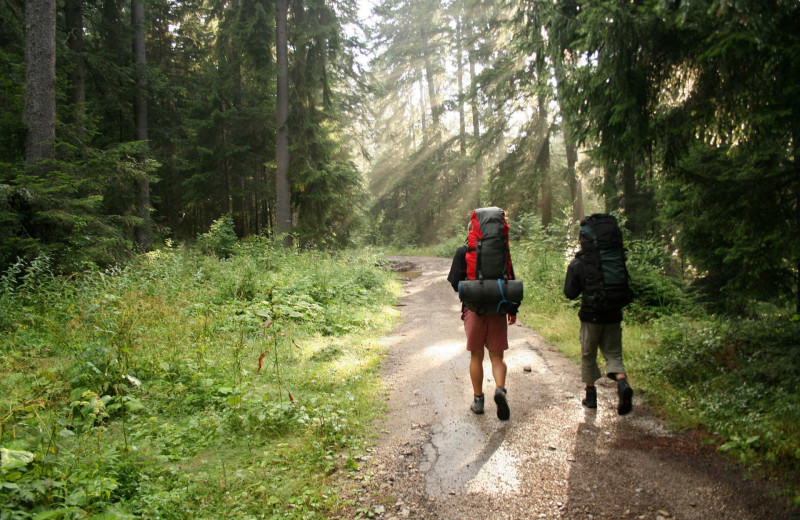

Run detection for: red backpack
[[466, 207, 514, 281]]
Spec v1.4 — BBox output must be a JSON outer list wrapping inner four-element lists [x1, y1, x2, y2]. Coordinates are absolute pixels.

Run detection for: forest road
[[348, 255, 796, 520]]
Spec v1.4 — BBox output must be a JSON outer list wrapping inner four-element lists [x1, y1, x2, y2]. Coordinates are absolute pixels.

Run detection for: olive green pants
[[580, 321, 626, 383]]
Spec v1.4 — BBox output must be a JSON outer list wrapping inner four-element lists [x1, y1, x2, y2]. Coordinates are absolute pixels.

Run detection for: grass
[[0, 241, 401, 519]]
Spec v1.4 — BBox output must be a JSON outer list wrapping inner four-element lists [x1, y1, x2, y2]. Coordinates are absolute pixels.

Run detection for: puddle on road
[[398, 270, 422, 281]]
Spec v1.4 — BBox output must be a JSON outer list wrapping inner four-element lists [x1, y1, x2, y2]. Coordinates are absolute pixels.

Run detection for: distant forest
[[1, 0, 798, 313]]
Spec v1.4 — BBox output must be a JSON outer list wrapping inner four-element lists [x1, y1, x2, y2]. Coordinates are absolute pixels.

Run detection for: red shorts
[[463, 309, 509, 352]]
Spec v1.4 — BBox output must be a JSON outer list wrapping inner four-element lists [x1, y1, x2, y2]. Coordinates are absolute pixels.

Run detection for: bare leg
[[488, 350, 507, 389], [470, 349, 485, 396]]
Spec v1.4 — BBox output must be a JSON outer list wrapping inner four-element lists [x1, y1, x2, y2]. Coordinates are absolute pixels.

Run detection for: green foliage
[[511, 216, 575, 316], [197, 214, 238, 258], [524, 0, 800, 311], [625, 237, 696, 322], [0, 142, 157, 273], [0, 243, 400, 518], [643, 317, 800, 473]]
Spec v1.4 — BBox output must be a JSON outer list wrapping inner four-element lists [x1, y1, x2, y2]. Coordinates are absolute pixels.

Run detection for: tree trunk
[[622, 157, 637, 233], [229, 0, 243, 232], [24, 0, 56, 173], [565, 125, 583, 222], [537, 95, 551, 227], [132, 0, 152, 250], [456, 19, 466, 157], [418, 76, 427, 145], [222, 113, 232, 216], [65, 0, 85, 136], [275, 0, 292, 244], [469, 45, 481, 208], [421, 27, 438, 131], [796, 259, 800, 315]]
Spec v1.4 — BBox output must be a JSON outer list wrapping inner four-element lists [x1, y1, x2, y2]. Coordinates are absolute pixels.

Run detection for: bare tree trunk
[[796, 259, 800, 315], [222, 114, 232, 216], [469, 45, 481, 208], [230, 0, 243, 233], [622, 158, 637, 233], [275, 0, 292, 245], [65, 0, 85, 136], [132, 0, 152, 250], [565, 125, 583, 222], [537, 95, 551, 227], [24, 0, 56, 173], [421, 26, 438, 133], [456, 19, 466, 157], [418, 76, 427, 145]]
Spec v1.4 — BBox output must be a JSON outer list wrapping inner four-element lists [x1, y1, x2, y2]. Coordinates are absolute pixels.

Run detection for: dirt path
[[348, 256, 795, 520]]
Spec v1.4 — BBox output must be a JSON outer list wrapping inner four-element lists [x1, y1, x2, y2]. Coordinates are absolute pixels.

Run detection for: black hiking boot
[[582, 386, 597, 409], [494, 387, 510, 421], [617, 378, 633, 416], [470, 394, 485, 415]]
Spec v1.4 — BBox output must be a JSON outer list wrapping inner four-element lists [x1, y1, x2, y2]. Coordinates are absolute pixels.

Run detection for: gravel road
[[344, 256, 796, 520]]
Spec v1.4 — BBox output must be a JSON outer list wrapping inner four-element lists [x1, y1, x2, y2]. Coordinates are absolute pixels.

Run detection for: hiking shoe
[[582, 386, 597, 409], [494, 387, 510, 421], [617, 378, 633, 416], [471, 394, 485, 415]]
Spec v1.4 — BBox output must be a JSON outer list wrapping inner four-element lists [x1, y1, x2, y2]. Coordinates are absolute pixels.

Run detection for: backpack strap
[[476, 239, 484, 281]]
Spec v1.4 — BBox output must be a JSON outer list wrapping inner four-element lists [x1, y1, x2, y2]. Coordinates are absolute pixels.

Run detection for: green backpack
[[577, 214, 633, 310]]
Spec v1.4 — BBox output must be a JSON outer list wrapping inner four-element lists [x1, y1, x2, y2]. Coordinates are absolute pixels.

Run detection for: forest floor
[[341, 256, 798, 520]]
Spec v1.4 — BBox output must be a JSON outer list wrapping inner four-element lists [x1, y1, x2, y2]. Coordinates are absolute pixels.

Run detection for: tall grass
[[0, 240, 400, 519]]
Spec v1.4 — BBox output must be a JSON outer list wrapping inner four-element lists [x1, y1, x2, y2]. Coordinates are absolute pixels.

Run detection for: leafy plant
[[197, 215, 238, 259], [0, 243, 400, 518]]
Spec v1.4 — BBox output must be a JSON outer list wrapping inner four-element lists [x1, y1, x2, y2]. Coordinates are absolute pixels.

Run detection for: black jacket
[[564, 255, 623, 324], [447, 245, 469, 292]]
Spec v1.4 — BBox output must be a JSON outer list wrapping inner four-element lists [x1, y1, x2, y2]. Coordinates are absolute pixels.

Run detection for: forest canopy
[[0, 0, 798, 313]]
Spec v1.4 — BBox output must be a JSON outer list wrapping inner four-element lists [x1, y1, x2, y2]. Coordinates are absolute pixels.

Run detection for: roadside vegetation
[[0, 225, 400, 519], [500, 215, 800, 505]]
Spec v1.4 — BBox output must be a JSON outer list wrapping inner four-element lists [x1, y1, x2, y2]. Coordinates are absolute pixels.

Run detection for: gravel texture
[[341, 256, 797, 520]]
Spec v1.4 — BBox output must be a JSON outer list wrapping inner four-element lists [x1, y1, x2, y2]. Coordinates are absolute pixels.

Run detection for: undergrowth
[[0, 239, 400, 519], [509, 220, 800, 505]]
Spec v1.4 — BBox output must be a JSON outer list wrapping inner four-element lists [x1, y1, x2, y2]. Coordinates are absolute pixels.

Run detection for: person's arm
[[563, 257, 583, 300], [447, 246, 467, 292]]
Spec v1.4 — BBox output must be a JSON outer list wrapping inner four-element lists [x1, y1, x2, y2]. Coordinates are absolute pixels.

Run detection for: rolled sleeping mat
[[458, 279, 524, 315]]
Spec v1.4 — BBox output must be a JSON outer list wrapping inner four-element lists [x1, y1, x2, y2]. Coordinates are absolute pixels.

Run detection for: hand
[[508, 314, 516, 325]]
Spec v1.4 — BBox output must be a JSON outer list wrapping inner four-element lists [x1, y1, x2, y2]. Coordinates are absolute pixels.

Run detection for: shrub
[[625, 237, 695, 321], [643, 317, 800, 470], [197, 214, 238, 258]]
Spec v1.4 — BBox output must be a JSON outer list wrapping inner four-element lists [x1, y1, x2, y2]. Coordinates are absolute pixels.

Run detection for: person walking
[[563, 214, 634, 415], [447, 208, 518, 421]]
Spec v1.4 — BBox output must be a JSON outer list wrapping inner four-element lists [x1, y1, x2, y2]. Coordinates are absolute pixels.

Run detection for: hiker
[[563, 214, 634, 415], [447, 208, 518, 421]]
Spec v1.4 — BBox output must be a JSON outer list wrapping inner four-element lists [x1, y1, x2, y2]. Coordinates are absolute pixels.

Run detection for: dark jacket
[[564, 255, 623, 324], [447, 245, 469, 292]]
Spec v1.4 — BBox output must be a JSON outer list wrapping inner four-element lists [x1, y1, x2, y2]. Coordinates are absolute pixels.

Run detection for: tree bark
[[469, 45, 481, 208], [421, 25, 438, 131], [536, 95, 551, 227], [418, 75, 427, 144], [456, 19, 466, 157], [132, 0, 152, 250], [565, 125, 583, 222], [24, 0, 56, 173], [275, 0, 292, 245], [65, 0, 85, 136], [622, 157, 637, 234]]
